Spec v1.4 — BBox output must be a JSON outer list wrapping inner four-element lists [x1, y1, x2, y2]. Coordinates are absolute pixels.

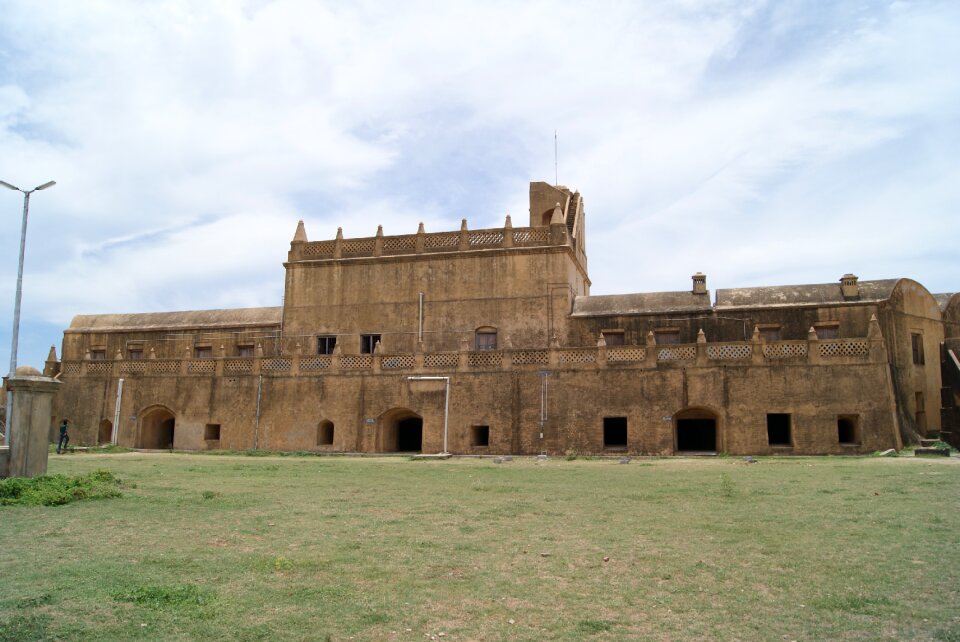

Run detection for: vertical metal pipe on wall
[[254, 374, 262, 449], [418, 292, 424, 343], [111, 378, 123, 445]]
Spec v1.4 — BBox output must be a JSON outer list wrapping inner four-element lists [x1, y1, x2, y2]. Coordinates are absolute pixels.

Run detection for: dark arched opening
[[139, 407, 176, 449], [98, 419, 113, 445], [675, 408, 718, 453], [379, 409, 423, 453], [317, 420, 334, 446]]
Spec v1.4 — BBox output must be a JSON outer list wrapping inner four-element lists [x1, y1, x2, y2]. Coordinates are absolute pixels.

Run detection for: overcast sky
[[1, 0, 957, 368]]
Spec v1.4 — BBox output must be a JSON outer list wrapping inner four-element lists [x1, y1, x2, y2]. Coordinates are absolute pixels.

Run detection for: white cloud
[[0, 0, 957, 367]]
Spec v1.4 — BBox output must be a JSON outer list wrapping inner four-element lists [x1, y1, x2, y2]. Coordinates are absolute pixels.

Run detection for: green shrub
[[0, 469, 121, 506]]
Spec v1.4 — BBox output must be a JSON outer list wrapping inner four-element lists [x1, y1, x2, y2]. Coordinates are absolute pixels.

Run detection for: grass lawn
[[2, 452, 959, 641]]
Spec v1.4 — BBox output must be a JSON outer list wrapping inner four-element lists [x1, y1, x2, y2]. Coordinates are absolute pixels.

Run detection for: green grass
[[0, 469, 121, 506], [1, 453, 959, 640]]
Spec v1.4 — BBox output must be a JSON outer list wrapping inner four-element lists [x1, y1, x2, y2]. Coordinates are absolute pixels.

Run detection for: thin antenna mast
[[554, 130, 558, 186]]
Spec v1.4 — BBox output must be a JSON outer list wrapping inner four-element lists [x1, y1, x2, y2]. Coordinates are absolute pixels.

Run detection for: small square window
[[758, 326, 781, 342], [90, 349, 106, 360], [603, 417, 628, 449], [814, 324, 839, 340], [654, 330, 680, 345], [317, 336, 337, 355], [601, 331, 625, 346], [475, 330, 497, 351], [838, 415, 860, 445], [360, 334, 381, 354], [195, 347, 213, 359], [766, 413, 791, 446], [471, 425, 490, 447], [204, 423, 221, 440], [128, 349, 143, 360], [236, 345, 254, 357]]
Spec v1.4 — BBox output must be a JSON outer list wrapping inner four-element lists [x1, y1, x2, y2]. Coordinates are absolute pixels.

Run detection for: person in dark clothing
[[57, 420, 70, 454]]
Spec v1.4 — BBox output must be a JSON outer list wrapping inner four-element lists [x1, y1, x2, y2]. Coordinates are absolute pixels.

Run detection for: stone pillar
[[291, 343, 301, 375], [502, 215, 514, 248], [751, 326, 764, 365], [695, 329, 707, 366], [416, 222, 426, 253], [867, 314, 886, 363], [807, 327, 821, 364], [3, 366, 61, 478], [596, 333, 607, 367], [644, 331, 657, 368], [458, 337, 470, 372], [414, 341, 425, 371], [43, 346, 59, 377]]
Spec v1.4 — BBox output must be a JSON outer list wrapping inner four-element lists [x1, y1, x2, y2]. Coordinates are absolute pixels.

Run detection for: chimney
[[692, 272, 707, 295], [840, 273, 859, 299]]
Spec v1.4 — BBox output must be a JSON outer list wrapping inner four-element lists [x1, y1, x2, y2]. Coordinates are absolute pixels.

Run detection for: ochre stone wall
[[52, 336, 899, 456]]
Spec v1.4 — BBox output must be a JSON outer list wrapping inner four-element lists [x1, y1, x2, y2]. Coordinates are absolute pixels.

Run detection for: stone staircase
[[915, 435, 951, 457]]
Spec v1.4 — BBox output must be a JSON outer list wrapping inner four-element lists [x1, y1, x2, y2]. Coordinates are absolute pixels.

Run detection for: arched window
[[475, 327, 497, 351], [317, 420, 334, 446]]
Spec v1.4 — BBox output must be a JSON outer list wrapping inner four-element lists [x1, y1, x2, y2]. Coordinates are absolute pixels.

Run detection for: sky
[[0, 0, 958, 370]]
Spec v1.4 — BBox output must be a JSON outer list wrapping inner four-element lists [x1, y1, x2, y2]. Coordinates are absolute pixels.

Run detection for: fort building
[[46, 182, 953, 455]]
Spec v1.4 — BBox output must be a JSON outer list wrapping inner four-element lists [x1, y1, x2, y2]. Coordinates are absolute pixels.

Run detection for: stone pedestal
[[3, 366, 61, 478]]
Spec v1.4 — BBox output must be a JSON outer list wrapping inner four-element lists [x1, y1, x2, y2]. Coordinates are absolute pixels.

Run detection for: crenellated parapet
[[286, 217, 575, 263]]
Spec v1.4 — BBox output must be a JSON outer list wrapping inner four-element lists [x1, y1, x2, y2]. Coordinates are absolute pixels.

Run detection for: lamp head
[[0, 180, 21, 192]]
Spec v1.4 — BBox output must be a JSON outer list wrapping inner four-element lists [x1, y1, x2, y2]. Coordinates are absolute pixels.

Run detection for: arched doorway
[[675, 408, 718, 453], [379, 408, 423, 453], [317, 420, 334, 446], [139, 407, 176, 449], [98, 419, 113, 445]]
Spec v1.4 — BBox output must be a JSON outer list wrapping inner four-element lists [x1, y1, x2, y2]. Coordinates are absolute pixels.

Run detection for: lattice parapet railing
[[763, 342, 808, 359], [424, 353, 459, 368], [262, 358, 292, 371], [513, 228, 550, 245], [297, 226, 557, 259], [512, 350, 549, 365], [340, 355, 373, 370], [607, 347, 646, 362], [559, 349, 596, 364], [301, 240, 336, 256], [658, 346, 697, 361], [189, 360, 217, 374], [382, 354, 416, 370], [468, 351, 503, 368], [300, 356, 331, 370], [61, 362, 82, 375], [341, 238, 376, 256], [152, 360, 180, 374], [84, 362, 112, 375], [819, 340, 869, 357], [383, 234, 418, 253], [423, 233, 458, 250], [469, 230, 504, 246], [119, 361, 146, 375], [707, 344, 752, 360], [225, 359, 254, 373]]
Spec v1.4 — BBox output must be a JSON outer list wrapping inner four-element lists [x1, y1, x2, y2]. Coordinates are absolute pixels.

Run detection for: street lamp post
[[1, 179, 56, 446]]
